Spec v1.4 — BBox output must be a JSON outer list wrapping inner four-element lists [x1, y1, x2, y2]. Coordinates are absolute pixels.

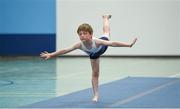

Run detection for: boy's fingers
[[40, 53, 45, 57], [45, 57, 49, 60], [40, 51, 49, 60], [40, 52, 43, 55]]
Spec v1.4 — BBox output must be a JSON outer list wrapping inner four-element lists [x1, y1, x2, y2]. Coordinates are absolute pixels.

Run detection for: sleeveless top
[[80, 38, 102, 55]]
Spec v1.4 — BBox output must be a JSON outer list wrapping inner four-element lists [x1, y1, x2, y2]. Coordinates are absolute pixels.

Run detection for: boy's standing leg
[[90, 58, 100, 102]]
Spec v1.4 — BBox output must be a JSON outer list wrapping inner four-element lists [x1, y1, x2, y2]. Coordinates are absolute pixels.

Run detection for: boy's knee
[[92, 72, 99, 78]]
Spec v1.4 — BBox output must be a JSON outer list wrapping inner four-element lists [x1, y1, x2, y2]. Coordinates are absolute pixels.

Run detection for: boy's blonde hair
[[77, 23, 93, 35]]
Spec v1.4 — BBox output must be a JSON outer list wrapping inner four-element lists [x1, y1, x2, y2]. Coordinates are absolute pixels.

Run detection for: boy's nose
[[81, 36, 86, 38]]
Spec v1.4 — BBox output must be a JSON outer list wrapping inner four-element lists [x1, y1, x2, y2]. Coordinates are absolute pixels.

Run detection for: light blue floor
[[0, 57, 56, 107], [0, 57, 180, 108]]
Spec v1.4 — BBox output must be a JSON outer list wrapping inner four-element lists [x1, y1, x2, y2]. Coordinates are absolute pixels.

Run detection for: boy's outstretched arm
[[40, 42, 81, 60], [96, 37, 137, 47]]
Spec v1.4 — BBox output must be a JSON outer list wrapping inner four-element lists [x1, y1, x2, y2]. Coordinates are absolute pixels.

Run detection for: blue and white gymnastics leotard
[[80, 36, 109, 59]]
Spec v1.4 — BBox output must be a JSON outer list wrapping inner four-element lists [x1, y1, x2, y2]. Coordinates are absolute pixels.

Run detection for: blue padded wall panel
[[0, 34, 55, 56], [0, 0, 56, 56]]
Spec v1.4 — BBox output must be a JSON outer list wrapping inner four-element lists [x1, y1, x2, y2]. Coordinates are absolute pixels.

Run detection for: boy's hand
[[130, 37, 137, 47], [40, 51, 52, 60]]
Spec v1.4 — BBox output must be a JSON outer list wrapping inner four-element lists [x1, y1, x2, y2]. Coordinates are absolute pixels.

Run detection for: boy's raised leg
[[102, 15, 111, 39]]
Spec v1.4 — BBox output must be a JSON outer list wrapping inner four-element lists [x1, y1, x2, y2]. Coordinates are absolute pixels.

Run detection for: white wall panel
[[57, 0, 180, 56]]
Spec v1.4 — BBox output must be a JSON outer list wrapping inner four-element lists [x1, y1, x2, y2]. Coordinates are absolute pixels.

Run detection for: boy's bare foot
[[103, 15, 112, 19], [130, 37, 137, 47], [92, 96, 99, 102]]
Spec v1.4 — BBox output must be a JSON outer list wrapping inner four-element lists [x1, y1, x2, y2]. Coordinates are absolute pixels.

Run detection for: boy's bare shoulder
[[73, 41, 82, 49]]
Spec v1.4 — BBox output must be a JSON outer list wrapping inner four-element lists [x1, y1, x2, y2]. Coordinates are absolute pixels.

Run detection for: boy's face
[[78, 31, 92, 41]]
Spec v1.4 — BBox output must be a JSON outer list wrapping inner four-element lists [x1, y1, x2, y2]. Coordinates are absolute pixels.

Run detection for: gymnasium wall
[[0, 0, 56, 56], [0, 0, 179, 56], [57, 0, 180, 56]]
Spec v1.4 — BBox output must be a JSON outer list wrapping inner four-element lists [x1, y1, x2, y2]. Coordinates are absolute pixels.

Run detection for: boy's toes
[[103, 14, 112, 19], [108, 15, 112, 19]]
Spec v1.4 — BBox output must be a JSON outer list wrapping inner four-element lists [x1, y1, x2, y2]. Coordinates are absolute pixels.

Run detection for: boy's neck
[[82, 39, 92, 45]]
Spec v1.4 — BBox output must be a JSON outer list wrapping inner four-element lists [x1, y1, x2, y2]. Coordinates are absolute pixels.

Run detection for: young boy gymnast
[[40, 15, 137, 102]]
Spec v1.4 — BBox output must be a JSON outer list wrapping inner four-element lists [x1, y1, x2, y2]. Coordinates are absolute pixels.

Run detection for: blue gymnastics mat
[[23, 77, 180, 108]]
